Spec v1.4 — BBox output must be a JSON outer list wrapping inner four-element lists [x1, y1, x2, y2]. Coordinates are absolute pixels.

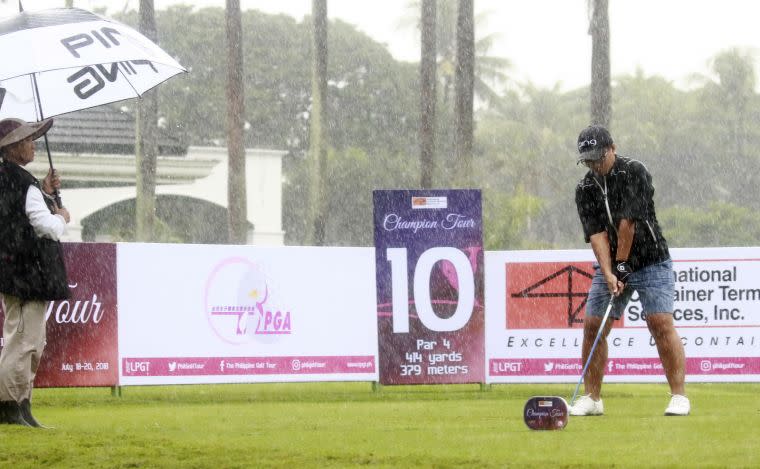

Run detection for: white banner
[[485, 247, 760, 384], [117, 244, 378, 385]]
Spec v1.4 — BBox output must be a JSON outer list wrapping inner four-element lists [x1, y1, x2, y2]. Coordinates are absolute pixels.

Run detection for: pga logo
[[205, 258, 293, 345]]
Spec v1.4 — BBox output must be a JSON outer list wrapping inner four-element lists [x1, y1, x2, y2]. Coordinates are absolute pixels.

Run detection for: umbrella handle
[[42, 134, 63, 207]]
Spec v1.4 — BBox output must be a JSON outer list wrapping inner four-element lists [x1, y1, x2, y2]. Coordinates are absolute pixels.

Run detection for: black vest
[[0, 159, 70, 300]]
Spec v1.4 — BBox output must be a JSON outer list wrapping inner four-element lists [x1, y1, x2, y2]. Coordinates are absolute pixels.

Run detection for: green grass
[[1, 382, 758, 468]]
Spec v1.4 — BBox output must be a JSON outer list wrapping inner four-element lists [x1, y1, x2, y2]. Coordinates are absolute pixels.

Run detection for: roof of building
[[38, 105, 187, 156]]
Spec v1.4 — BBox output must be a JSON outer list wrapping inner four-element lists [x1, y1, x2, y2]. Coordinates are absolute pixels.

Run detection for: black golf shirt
[[575, 155, 670, 271]]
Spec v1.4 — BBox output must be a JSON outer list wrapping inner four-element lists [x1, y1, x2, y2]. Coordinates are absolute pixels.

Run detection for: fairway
[[1, 382, 758, 468]]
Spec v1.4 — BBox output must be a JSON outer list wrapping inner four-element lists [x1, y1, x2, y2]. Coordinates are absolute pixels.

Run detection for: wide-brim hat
[[0, 118, 53, 150]]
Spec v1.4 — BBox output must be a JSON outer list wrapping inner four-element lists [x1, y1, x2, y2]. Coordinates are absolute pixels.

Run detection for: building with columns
[[26, 106, 285, 245]]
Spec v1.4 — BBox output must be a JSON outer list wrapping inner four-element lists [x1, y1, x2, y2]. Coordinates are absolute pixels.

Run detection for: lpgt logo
[[125, 361, 150, 373], [493, 361, 523, 373]]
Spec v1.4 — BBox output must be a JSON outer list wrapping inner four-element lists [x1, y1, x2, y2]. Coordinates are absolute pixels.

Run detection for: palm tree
[[402, 0, 510, 106], [420, 0, 436, 188], [309, 0, 329, 245], [709, 48, 755, 160], [225, 0, 247, 244], [589, 0, 610, 127], [455, 0, 474, 184], [135, 0, 158, 241]]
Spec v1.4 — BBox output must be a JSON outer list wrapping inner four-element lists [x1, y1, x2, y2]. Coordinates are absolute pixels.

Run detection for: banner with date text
[[485, 247, 760, 383], [373, 190, 484, 385], [0, 243, 119, 388]]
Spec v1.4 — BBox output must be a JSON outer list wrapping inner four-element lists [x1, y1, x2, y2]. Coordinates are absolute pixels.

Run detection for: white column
[[245, 148, 286, 245]]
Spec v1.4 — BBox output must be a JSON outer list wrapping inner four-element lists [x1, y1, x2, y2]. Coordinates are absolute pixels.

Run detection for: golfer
[[0, 117, 70, 427], [572, 124, 689, 416]]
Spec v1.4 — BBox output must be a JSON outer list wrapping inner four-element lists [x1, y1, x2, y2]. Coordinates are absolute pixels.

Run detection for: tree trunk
[[590, 0, 611, 127], [310, 0, 329, 245], [226, 0, 247, 244], [455, 0, 474, 186], [135, 0, 158, 242], [420, 0, 436, 189]]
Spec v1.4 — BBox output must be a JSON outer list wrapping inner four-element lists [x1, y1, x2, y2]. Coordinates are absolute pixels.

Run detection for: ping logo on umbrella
[[60, 27, 122, 58], [68, 61, 160, 100], [0, 7, 186, 123]]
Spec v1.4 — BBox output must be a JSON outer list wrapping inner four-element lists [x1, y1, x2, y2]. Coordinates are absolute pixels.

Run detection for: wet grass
[[1, 382, 758, 468]]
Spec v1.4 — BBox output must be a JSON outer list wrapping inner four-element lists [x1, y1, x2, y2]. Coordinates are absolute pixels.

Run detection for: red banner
[[506, 261, 622, 329], [0, 243, 119, 387]]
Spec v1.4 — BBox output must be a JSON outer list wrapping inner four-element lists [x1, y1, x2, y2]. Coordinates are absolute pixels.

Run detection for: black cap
[[577, 125, 613, 163]]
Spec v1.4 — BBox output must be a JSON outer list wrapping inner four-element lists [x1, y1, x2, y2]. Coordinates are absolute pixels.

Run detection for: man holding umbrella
[[0, 117, 70, 427]]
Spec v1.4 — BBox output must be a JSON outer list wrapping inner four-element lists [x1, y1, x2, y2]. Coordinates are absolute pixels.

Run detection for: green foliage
[[400, 0, 511, 106], [115, 7, 760, 249], [3, 383, 759, 468], [117, 7, 419, 155], [474, 87, 587, 249], [284, 146, 419, 246], [482, 188, 543, 250], [660, 202, 760, 247]]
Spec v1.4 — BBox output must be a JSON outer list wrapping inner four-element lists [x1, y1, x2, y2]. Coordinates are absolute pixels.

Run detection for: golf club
[[569, 294, 615, 406], [523, 294, 615, 430]]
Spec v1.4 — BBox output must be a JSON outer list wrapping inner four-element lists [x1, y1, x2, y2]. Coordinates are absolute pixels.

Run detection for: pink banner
[[122, 356, 376, 377], [490, 357, 760, 376], [0, 243, 119, 388]]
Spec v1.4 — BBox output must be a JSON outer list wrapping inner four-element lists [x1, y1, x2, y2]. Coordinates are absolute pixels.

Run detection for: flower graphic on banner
[[205, 258, 292, 345]]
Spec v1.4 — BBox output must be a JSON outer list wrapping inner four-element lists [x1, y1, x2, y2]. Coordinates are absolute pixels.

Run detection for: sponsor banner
[[117, 244, 378, 385], [0, 243, 119, 388], [485, 247, 760, 383], [122, 356, 375, 377], [373, 190, 484, 385]]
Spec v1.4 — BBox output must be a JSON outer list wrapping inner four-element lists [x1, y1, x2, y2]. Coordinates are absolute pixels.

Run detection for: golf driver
[[523, 295, 615, 430], [569, 294, 615, 406]]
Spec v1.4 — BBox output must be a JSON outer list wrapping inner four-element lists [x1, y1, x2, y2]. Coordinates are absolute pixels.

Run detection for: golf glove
[[614, 261, 633, 283]]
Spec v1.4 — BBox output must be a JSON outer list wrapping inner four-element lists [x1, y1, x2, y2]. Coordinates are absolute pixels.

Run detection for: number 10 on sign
[[386, 247, 474, 333]]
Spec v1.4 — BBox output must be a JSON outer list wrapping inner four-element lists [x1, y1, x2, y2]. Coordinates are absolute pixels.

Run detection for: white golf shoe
[[664, 394, 690, 416], [569, 395, 604, 416]]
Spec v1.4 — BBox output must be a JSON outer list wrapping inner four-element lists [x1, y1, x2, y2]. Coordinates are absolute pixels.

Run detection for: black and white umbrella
[[0, 6, 185, 122], [0, 5, 186, 204]]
